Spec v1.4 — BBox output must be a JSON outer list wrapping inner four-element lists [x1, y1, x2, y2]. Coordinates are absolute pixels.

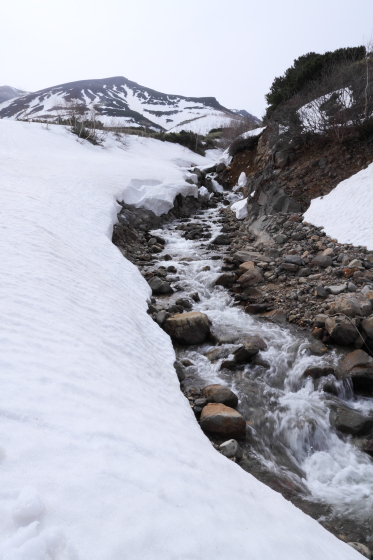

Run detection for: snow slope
[[304, 161, 373, 250], [0, 120, 361, 559]]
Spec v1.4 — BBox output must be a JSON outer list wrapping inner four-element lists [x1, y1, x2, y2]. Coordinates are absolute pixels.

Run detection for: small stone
[[155, 310, 167, 325], [219, 439, 243, 459], [163, 254, 172, 261], [283, 254, 305, 266], [314, 286, 328, 298], [327, 284, 347, 295], [314, 314, 328, 327], [148, 276, 173, 295], [215, 272, 237, 287], [194, 398, 208, 407], [347, 282, 357, 292], [311, 255, 333, 268], [220, 359, 237, 370], [175, 297, 193, 309], [274, 234, 287, 244], [190, 292, 200, 302], [233, 343, 259, 364]]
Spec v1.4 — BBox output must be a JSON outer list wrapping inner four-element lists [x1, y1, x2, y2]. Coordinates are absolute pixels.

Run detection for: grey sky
[[1, 0, 373, 119]]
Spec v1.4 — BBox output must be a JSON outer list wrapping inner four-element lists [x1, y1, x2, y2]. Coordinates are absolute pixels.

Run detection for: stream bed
[[144, 201, 373, 546]]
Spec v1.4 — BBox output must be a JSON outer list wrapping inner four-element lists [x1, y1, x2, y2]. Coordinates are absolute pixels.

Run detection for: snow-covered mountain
[[0, 85, 27, 104], [0, 76, 259, 134]]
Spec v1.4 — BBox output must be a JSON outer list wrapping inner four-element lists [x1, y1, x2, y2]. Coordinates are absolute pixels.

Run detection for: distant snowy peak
[[0, 85, 27, 104], [231, 108, 262, 125], [0, 77, 259, 134]]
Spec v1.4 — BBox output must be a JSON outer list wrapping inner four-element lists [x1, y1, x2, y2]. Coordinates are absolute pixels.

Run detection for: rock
[[243, 335, 267, 351], [348, 282, 357, 292], [233, 342, 260, 364], [329, 403, 373, 435], [348, 259, 361, 268], [215, 272, 237, 287], [274, 150, 289, 168], [175, 297, 193, 309], [205, 347, 229, 362], [212, 234, 230, 245], [339, 349, 372, 375], [274, 234, 287, 244], [339, 350, 373, 393], [327, 284, 347, 295], [163, 254, 172, 261], [164, 312, 210, 344], [322, 248, 334, 256], [314, 314, 328, 327], [347, 543, 371, 559], [328, 293, 372, 318], [216, 162, 226, 173], [233, 251, 270, 263], [174, 361, 185, 382], [314, 286, 328, 298], [311, 255, 333, 268], [303, 366, 335, 379], [363, 290, 373, 305], [194, 398, 208, 407], [281, 263, 299, 272], [220, 359, 237, 370], [237, 267, 264, 287], [361, 316, 373, 339], [190, 292, 200, 302], [262, 309, 287, 323], [318, 157, 328, 168], [219, 439, 243, 459], [148, 276, 173, 295], [200, 403, 246, 438], [202, 384, 238, 408], [325, 316, 357, 345], [245, 303, 273, 314], [238, 261, 255, 273], [283, 255, 305, 266]]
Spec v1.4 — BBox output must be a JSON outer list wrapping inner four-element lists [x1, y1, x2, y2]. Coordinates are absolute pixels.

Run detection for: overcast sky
[[1, 0, 373, 118]]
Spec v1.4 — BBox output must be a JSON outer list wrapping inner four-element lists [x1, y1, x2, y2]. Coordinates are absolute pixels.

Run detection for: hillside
[[0, 85, 27, 104], [0, 76, 259, 133]]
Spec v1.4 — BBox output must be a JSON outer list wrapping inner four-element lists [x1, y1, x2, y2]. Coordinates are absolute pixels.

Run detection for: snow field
[[304, 160, 373, 250], [0, 120, 362, 559]]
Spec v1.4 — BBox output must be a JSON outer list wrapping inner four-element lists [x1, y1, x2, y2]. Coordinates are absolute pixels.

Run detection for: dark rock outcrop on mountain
[[0, 86, 26, 104]]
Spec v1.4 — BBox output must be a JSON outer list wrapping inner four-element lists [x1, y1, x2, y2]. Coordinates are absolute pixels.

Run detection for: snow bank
[[304, 161, 373, 250], [239, 126, 266, 139], [231, 197, 248, 219], [0, 120, 361, 559]]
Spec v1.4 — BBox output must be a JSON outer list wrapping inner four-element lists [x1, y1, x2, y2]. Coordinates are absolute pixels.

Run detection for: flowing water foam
[[151, 204, 373, 532]]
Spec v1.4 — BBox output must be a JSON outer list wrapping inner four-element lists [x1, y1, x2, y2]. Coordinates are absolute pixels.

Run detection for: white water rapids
[[150, 204, 373, 534]]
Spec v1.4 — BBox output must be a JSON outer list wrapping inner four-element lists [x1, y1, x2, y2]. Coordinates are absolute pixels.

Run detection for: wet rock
[[155, 310, 167, 325], [174, 361, 185, 382], [163, 254, 172, 261], [329, 293, 372, 318], [216, 162, 226, 173], [245, 303, 273, 314], [215, 272, 237, 287], [148, 276, 173, 295], [325, 316, 357, 345], [175, 297, 193, 309], [194, 397, 208, 407], [303, 366, 335, 379], [202, 384, 238, 408], [311, 255, 333, 268], [262, 309, 287, 323], [329, 403, 373, 435], [237, 267, 264, 288], [212, 234, 230, 245], [233, 342, 260, 364], [205, 347, 229, 362], [314, 314, 328, 327], [238, 261, 255, 273], [190, 292, 200, 302], [164, 311, 210, 344], [219, 439, 243, 460], [347, 542, 371, 559], [339, 350, 373, 394], [339, 349, 372, 375], [220, 359, 237, 370], [200, 403, 246, 438]]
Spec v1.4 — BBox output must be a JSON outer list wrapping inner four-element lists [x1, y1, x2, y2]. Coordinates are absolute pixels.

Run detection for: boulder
[[237, 267, 264, 288], [238, 261, 255, 273], [339, 349, 372, 375], [173, 361, 185, 382], [325, 316, 357, 345], [303, 366, 335, 379], [311, 255, 333, 268], [215, 272, 237, 287], [200, 403, 246, 438], [164, 312, 210, 344], [233, 342, 260, 364], [233, 251, 270, 263], [212, 234, 230, 245], [216, 162, 226, 173], [329, 403, 373, 435], [220, 359, 237, 370], [175, 297, 193, 309], [328, 293, 372, 318], [339, 350, 373, 394], [205, 347, 229, 362], [202, 384, 238, 408], [219, 439, 243, 459], [361, 316, 373, 339], [314, 314, 328, 327], [148, 276, 173, 295], [363, 289, 373, 305]]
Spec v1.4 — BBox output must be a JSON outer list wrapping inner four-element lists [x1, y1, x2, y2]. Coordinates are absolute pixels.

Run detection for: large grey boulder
[[328, 293, 372, 318], [164, 312, 210, 344], [325, 316, 357, 345], [202, 384, 238, 408], [200, 403, 246, 438]]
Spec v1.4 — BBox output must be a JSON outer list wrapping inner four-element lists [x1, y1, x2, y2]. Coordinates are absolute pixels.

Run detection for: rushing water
[[148, 203, 373, 541]]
